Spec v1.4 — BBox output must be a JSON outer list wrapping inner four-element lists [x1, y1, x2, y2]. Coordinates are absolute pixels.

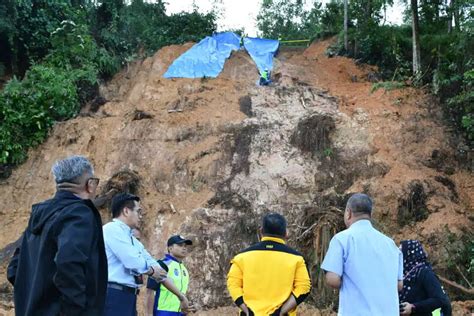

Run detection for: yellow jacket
[[227, 237, 311, 316]]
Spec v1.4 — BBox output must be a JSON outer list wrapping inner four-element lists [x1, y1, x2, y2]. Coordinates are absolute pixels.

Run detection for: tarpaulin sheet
[[243, 37, 279, 75], [163, 32, 240, 78]]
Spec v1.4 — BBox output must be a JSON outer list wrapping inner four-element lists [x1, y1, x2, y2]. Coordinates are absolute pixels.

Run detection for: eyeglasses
[[87, 177, 100, 186], [132, 207, 143, 215]]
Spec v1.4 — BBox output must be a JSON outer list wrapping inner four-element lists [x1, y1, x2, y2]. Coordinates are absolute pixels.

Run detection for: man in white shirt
[[103, 193, 166, 316], [321, 193, 403, 316]]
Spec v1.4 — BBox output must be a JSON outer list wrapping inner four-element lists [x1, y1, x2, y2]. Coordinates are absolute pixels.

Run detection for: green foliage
[[0, 65, 79, 164], [443, 228, 474, 300], [447, 68, 474, 140], [94, 1, 216, 64], [349, 0, 394, 28], [343, 25, 413, 79], [47, 21, 98, 82], [9, 0, 79, 73], [371, 81, 406, 93], [323, 147, 333, 157], [319, 0, 344, 36], [431, 33, 474, 141], [257, 0, 322, 40], [469, 240, 474, 282], [0, 0, 217, 167]]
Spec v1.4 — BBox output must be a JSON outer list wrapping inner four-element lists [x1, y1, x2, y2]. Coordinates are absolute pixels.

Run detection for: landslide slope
[[0, 39, 472, 315]]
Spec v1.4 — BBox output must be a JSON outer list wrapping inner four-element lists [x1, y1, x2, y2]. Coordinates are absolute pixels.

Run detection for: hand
[[151, 265, 168, 279], [187, 302, 197, 313], [179, 295, 190, 313], [400, 302, 414, 315]]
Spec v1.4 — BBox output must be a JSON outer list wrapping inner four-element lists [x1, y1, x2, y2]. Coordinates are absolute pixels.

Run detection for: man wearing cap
[[146, 235, 193, 316], [103, 193, 167, 316]]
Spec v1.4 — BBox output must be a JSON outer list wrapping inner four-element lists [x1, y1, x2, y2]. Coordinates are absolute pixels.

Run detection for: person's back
[[229, 238, 310, 315], [331, 220, 401, 315], [227, 213, 311, 316], [321, 193, 403, 316], [7, 156, 107, 316]]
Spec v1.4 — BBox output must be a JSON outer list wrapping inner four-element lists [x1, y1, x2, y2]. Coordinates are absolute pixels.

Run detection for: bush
[[371, 81, 406, 93], [447, 68, 474, 140], [0, 65, 79, 164]]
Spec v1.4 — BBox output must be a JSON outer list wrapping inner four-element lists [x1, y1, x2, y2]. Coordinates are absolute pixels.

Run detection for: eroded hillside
[[0, 39, 472, 315]]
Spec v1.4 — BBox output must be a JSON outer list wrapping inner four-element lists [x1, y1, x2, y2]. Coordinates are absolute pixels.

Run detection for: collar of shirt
[[261, 236, 285, 244], [112, 218, 133, 236], [54, 190, 83, 200], [165, 253, 182, 263], [349, 219, 372, 229]]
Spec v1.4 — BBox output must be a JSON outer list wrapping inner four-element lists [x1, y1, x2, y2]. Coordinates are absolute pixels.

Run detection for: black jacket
[[7, 190, 108, 316], [404, 268, 452, 316]]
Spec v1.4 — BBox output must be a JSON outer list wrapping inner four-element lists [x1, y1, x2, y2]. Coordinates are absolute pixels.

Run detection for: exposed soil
[[0, 39, 472, 315]]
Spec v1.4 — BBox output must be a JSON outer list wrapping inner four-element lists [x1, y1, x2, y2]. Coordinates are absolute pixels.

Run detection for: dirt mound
[[0, 38, 472, 315]]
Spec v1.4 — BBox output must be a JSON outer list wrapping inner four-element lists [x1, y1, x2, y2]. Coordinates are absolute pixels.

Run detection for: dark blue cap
[[167, 235, 192, 247]]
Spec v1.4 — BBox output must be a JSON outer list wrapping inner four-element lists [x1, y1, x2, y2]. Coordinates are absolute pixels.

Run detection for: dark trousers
[[104, 287, 137, 316]]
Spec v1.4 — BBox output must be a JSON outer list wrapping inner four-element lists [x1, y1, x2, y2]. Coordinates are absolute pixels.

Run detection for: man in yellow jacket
[[227, 213, 311, 316]]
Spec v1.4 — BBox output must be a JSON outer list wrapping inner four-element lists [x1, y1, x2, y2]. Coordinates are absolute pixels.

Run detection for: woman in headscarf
[[399, 240, 452, 316]]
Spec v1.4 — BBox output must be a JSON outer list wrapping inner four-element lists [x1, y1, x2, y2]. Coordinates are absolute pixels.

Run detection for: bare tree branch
[[438, 275, 474, 295]]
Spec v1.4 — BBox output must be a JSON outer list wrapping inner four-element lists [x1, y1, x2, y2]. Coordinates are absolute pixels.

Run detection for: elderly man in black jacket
[[7, 155, 108, 316]]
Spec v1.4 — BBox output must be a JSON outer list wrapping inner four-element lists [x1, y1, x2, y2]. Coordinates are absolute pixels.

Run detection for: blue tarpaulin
[[243, 37, 279, 75], [163, 32, 241, 78], [163, 32, 280, 79]]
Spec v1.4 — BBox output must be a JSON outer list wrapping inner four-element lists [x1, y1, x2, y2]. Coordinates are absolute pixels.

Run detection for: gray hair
[[51, 155, 94, 184], [346, 193, 373, 215]]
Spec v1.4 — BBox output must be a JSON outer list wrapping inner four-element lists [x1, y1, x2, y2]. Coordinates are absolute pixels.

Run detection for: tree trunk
[[344, 0, 348, 51], [411, 0, 421, 79], [447, 0, 453, 33], [438, 276, 474, 295], [366, 0, 372, 22], [453, 0, 460, 31]]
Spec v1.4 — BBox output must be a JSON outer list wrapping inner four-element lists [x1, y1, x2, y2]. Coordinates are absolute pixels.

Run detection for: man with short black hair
[[103, 193, 167, 316], [8, 155, 107, 316], [146, 235, 194, 316], [321, 193, 403, 315], [227, 213, 311, 316]]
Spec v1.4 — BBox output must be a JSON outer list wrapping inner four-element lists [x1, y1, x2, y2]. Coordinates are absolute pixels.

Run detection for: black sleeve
[[146, 275, 161, 290], [7, 246, 21, 285], [53, 205, 95, 316], [7, 234, 24, 285], [234, 296, 244, 306], [413, 269, 452, 315]]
